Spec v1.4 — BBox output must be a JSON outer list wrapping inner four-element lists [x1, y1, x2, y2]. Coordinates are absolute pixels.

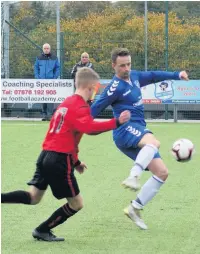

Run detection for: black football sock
[[36, 203, 78, 232], [1, 190, 31, 204]]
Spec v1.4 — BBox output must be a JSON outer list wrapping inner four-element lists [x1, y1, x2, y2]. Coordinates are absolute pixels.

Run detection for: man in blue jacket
[[91, 48, 189, 230], [34, 43, 60, 121]]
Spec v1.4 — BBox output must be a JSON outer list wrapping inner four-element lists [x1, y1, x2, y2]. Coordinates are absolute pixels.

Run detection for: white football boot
[[124, 201, 148, 230], [122, 175, 141, 191]]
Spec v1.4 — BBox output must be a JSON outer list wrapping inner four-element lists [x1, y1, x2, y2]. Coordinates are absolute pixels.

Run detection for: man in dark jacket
[[71, 52, 94, 90], [34, 43, 60, 121]]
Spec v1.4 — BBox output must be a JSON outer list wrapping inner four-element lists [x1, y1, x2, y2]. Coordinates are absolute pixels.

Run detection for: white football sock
[[130, 144, 158, 177], [135, 175, 164, 206], [130, 164, 143, 178]]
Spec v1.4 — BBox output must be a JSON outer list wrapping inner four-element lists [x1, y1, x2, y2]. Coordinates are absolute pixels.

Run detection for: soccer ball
[[171, 139, 195, 162]]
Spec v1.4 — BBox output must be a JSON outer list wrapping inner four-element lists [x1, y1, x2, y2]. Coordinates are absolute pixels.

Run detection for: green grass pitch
[[1, 121, 200, 254]]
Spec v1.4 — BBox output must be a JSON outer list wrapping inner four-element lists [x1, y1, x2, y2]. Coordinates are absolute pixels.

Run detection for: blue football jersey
[[91, 70, 180, 125]]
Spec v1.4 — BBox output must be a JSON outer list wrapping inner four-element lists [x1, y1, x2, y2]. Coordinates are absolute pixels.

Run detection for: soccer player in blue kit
[[91, 48, 189, 230]]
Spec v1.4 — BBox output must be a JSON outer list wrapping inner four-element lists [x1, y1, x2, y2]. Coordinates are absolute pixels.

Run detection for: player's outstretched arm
[[72, 108, 130, 135], [138, 70, 189, 87]]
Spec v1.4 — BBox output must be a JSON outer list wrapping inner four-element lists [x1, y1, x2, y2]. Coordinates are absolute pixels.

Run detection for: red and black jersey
[[42, 94, 118, 164]]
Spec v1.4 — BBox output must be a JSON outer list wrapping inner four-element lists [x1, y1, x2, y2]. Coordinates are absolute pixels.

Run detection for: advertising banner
[[1, 79, 200, 104], [1, 79, 74, 103], [141, 80, 200, 104], [98, 79, 200, 104]]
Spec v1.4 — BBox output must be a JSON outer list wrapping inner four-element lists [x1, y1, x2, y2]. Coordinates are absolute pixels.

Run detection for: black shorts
[[27, 150, 80, 199]]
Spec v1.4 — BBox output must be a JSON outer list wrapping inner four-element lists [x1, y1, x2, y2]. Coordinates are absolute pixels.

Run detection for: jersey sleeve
[[137, 71, 180, 87], [91, 80, 120, 118], [72, 106, 117, 134]]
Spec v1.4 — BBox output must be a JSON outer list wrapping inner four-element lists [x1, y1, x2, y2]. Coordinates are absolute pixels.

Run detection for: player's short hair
[[111, 48, 130, 63], [76, 67, 99, 88]]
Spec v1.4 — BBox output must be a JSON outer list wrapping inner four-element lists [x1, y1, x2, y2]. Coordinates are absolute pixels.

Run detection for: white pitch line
[[1, 124, 46, 126]]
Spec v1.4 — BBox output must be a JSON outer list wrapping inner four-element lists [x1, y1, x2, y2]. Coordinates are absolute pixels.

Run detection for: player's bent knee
[[152, 139, 160, 149], [30, 195, 43, 205], [76, 202, 84, 211], [67, 195, 84, 211], [74, 199, 84, 210], [140, 135, 161, 149], [157, 167, 168, 181], [28, 186, 45, 205], [29, 192, 43, 205], [30, 200, 40, 205], [69, 201, 83, 211]]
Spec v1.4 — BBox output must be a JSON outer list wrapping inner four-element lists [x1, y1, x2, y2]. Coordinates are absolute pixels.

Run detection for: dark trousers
[[42, 103, 54, 118]]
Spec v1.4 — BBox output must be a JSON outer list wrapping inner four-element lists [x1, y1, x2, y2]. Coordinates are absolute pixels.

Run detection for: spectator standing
[[34, 43, 60, 121], [71, 52, 94, 89]]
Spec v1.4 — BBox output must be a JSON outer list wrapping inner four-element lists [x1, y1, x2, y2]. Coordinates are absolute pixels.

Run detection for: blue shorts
[[113, 121, 161, 161]]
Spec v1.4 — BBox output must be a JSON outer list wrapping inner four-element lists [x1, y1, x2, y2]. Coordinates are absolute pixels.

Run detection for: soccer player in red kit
[[1, 67, 130, 242]]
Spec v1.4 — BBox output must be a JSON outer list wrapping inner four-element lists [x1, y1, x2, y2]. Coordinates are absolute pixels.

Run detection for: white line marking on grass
[[1, 117, 42, 121], [2, 124, 45, 126], [147, 125, 165, 127]]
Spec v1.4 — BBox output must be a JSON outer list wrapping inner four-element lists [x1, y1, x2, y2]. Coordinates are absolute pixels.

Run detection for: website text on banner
[[1, 79, 74, 103], [95, 80, 200, 104]]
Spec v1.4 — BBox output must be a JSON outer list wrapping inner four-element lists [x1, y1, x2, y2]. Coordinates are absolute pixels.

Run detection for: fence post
[[56, 1, 60, 74], [3, 2, 10, 78], [60, 32, 64, 79], [165, 1, 169, 120], [144, 1, 148, 71], [174, 104, 178, 123]]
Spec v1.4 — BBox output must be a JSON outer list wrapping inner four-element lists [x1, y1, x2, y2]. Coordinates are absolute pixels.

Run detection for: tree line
[[7, 2, 200, 78]]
